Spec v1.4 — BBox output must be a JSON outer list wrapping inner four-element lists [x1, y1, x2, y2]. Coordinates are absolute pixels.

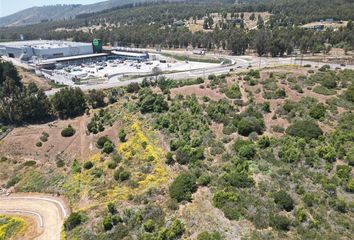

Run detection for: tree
[[21, 83, 51, 122], [254, 30, 270, 56], [347, 20, 353, 30], [257, 15, 264, 29], [169, 172, 197, 202], [87, 89, 106, 109], [138, 89, 168, 113], [51, 87, 87, 119], [152, 67, 162, 81], [0, 61, 21, 87], [0, 78, 22, 123], [126, 82, 140, 93]]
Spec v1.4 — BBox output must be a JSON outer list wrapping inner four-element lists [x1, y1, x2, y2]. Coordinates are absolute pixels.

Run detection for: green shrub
[[102, 141, 114, 154], [103, 215, 113, 231], [114, 168, 130, 182], [61, 125, 76, 137], [273, 191, 294, 211], [225, 84, 242, 99], [71, 159, 81, 174], [64, 212, 83, 231], [197, 174, 211, 186], [169, 172, 197, 202], [97, 136, 111, 149], [118, 129, 127, 142], [143, 219, 155, 233], [56, 159, 65, 168], [197, 231, 222, 240], [36, 141, 42, 147], [83, 161, 94, 170], [313, 86, 336, 95], [309, 103, 326, 119], [344, 84, 354, 102], [286, 120, 323, 140], [238, 117, 264, 136], [213, 191, 241, 220], [346, 179, 354, 193], [5, 176, 20, 188], [270, 214, 291, 231]]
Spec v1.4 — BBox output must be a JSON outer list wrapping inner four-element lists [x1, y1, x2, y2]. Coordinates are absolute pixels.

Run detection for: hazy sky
[[0, 0, 103, 17]]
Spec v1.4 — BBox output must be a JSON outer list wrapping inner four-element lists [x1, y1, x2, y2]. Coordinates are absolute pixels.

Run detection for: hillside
[[0, 59, 354, 239], [0, 0, 157, 27]]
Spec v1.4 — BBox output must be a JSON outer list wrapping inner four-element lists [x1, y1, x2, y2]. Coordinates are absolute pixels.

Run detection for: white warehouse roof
[[0, 40, 91, 49]]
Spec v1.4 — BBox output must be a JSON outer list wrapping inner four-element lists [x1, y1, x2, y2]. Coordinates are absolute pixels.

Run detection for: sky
[[0, 0, 103, 17]]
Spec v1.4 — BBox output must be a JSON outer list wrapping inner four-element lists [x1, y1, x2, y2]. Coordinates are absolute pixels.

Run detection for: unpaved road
[[0, 194, 69, 240]]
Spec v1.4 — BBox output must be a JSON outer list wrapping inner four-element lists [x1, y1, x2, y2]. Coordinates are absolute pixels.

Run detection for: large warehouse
[[0, 40, 93, 61]]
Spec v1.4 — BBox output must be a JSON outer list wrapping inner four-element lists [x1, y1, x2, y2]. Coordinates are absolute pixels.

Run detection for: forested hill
[[268, 0, 354, 25], [0, 0, 178, 27]]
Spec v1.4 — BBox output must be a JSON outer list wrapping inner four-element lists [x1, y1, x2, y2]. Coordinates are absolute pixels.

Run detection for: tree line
[[0, 61, 109, 125]]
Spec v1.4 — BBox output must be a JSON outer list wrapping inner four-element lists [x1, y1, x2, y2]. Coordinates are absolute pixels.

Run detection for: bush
[[270, 214, 291, 231], [103, 215, 113, 231], [225, 84, 242, 99], [36, 141, 42, 147], [61, 125, 76, 137], [313, 85, 336, 95], [309, 103, 326, 119], [169, 172, 197, 202], [346, 179, 354, 193], [56, 159, 65, 168], [6, 176, 20, 188], [238, 117, 264, 136], [197, 231, 222, 240], [143, 219, 155, 233], [102, 141, 114, 154], [273, 191, 294, 211], [286, 120, 323, 140], [83, 161, 94, 170], [165, 152, 175, 165], [344, 84, 354, 102], [118, 129, 127, 142], [97, 136, 111, 149], [114, 168, 130, 182], [64, 212, 83, 231]]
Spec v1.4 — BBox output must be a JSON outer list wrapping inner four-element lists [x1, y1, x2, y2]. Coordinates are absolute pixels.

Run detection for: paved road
[[0, 194, 69, 240], [45, 55, 354, 95]]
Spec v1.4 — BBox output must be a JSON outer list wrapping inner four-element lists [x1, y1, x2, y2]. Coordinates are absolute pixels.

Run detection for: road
[[0, 194, 69, 240], [45, 54, 354, 95]]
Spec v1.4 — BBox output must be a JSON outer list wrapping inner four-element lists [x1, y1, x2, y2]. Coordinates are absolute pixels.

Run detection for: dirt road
[[0, 194, 69, 240]]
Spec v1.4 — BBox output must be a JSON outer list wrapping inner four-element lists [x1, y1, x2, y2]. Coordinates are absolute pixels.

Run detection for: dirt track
[[0, 194, 69, 240]]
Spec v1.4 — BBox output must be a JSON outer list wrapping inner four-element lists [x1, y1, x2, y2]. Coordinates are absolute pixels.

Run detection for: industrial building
[[0, 40, 94, 61]]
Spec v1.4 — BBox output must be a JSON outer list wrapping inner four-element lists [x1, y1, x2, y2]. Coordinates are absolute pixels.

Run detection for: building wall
[[34, 45, 93, 59], [0, 42, 93, 60]]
